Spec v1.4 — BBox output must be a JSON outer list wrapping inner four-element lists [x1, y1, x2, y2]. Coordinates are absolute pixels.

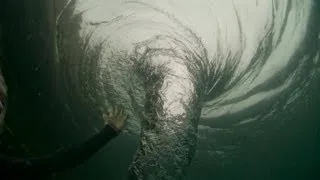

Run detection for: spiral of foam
[[56, 0, 319, 178]]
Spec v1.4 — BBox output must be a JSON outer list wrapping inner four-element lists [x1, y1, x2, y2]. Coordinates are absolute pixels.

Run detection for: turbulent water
[[56, 0, 320, 179]]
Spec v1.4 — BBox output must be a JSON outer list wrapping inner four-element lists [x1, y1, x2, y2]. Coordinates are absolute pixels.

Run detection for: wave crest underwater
[[56, 0, 320, 179]]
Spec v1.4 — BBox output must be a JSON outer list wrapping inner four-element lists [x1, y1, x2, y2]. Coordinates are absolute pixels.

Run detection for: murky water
[[1, 0, 319, 179]]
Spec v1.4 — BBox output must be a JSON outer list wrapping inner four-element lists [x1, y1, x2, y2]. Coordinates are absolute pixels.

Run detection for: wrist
[[106, 123, 122, 132]]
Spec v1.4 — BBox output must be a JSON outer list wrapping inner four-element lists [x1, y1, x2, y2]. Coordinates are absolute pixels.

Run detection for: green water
[[0, 0, 319, 179]]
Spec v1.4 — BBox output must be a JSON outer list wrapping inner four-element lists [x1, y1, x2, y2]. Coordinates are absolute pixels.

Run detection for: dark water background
[[0, 0, 319, 179]]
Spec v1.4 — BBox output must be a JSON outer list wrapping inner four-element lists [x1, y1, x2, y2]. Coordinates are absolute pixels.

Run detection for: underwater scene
[[0, 0, 319, 179]]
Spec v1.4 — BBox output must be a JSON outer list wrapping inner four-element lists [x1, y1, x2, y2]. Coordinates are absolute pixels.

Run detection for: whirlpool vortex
[[56, 0, 319, 179]]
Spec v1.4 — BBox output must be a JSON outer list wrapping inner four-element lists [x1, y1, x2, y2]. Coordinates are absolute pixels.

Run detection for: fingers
[[113, 105, 125, 117], [104, 105, 127, 122], [119, 106, 125, 116], [115, 105, 120, 116], [108, 105, 122, 117]]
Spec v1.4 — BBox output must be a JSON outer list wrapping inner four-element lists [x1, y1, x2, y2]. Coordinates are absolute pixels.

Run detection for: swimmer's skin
[[0, 106, 127, 178]]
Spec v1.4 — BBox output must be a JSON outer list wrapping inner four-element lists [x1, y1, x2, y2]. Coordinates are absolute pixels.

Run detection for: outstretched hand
[[102, 105, 128, 132]]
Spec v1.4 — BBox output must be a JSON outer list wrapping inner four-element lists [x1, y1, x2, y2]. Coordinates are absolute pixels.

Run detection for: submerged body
[[0, 124, 119, 179], [0, 97, 126, 179]]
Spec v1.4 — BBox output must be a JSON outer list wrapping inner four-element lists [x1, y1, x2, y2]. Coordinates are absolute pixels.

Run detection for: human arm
[[0, 105, 127, 176]]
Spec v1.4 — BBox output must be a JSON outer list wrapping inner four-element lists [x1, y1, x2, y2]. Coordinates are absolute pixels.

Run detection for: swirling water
[[56, 0, 320, 179]]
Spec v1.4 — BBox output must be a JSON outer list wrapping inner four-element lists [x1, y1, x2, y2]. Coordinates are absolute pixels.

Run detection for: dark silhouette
[[0, 106, 127, 179], [0, 124, 118, 178]]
